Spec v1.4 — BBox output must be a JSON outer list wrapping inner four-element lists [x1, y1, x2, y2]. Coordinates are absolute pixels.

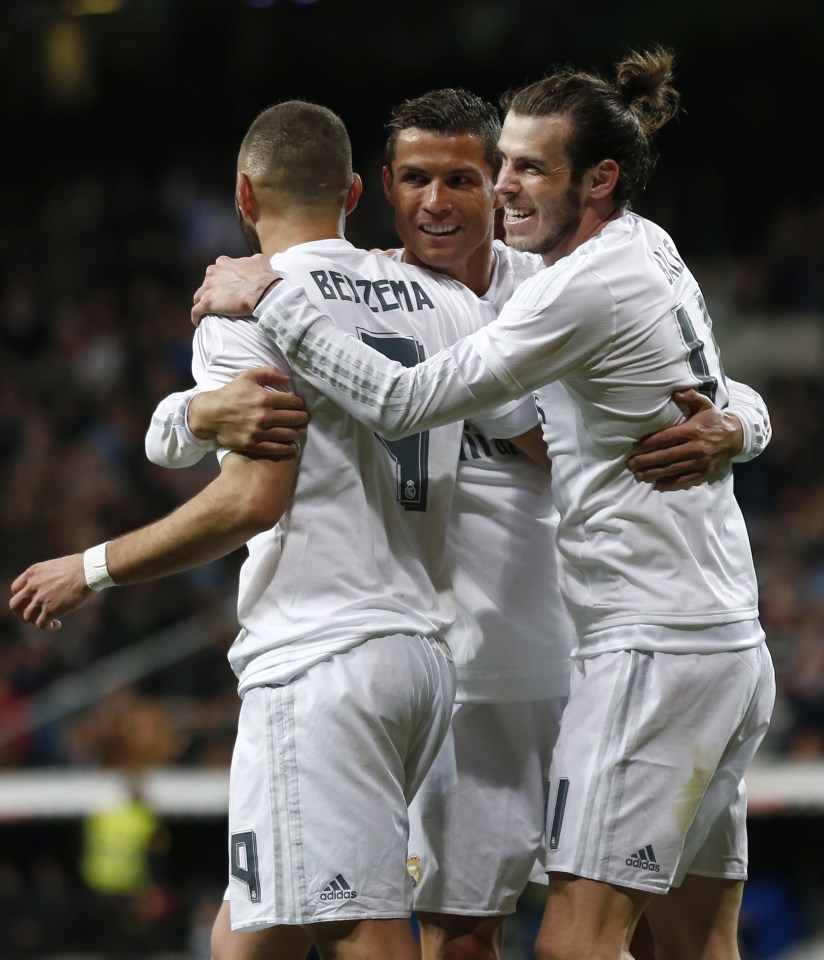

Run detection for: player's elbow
[[218, 454, 294, 535], [231, 479, 289, 535], [232, 491, 284, 535]]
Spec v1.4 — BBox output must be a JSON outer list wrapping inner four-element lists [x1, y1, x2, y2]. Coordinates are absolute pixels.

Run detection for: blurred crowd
[[0, 146, 823, 955], [1, 148, 824, 773]]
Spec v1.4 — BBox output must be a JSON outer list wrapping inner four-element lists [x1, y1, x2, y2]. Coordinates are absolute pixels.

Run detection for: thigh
[[544, 642, 772, 895], [409, 697, 563, 915], [535, 873, 649, 960], [643, 874, 744, 960], [211, 900, 312, 960], [307, 917, 420, 960], [228, 634, 455, 930], [678, 644, 775, 884]]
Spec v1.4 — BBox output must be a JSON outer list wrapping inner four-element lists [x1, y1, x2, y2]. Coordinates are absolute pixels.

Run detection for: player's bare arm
[[9, 452, 297, 631], [627, 389, 744, 491], [192, 254, 282, 327], [188, 367, 309, 456]]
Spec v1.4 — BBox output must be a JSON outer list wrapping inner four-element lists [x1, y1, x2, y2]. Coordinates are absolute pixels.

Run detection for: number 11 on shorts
[[548, 778, 570, 850]]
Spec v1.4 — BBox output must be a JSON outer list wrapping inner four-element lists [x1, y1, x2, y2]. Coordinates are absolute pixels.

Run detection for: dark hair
[[238, 100, 352, 207], [501, 47, 681, 207], [385, 88, 501, 173]]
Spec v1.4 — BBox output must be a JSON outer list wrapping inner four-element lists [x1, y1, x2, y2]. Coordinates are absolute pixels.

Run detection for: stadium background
[[1, 0, 824, 956]]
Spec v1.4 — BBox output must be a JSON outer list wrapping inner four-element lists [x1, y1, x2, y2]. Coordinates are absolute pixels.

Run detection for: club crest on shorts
[[406, 855, 423, 887]]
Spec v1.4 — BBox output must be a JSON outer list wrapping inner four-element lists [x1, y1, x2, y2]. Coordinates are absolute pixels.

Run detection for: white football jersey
[[445, 243, 571, 701], [386, 243, 569, 701], [188, 238, 527, 693], [253, 215, 762, 657]]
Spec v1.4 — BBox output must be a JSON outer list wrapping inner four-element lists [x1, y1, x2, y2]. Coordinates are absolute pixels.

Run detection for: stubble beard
[[508, 184, 582, 258]]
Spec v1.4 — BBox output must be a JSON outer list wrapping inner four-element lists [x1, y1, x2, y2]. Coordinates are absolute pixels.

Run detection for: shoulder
[[492, 239, 543, 281], [197, 312, 286, 368]]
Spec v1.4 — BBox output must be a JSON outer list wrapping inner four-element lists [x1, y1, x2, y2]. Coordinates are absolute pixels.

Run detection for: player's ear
[[588, 159, 619, 200], [381, 165, 395, 204], [236, 171, 258, 222], [345, 173, 363, 215]]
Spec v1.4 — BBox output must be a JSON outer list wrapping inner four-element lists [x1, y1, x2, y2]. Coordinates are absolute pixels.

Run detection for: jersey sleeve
[[468, 395, 540, 440], [254, 268, 609, 441], [145, 312, 292, 466], [145, 387, 215, 468], [726, 377, 772, 462], [254, 284, 513, 440]]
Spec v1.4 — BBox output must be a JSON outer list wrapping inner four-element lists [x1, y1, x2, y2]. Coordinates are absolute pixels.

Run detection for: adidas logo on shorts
[[319, 874, 358, 901], [626, 844, 660, 873]]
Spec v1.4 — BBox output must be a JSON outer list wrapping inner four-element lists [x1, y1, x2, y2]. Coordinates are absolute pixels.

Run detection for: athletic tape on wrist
[[83, 542, 116, 591]]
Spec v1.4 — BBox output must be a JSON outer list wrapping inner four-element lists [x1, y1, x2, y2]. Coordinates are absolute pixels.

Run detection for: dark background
[[2, 0, 821, 258], [2, 2, 824, 957]]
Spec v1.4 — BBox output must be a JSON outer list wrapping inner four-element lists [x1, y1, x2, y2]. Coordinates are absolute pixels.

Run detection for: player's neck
[[542, 204, 625, 267], [257, 212, 347, 257], [403, 243, 496, 298]]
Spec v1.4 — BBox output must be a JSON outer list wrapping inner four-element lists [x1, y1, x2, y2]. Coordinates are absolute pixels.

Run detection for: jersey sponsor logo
[[406, 855, 423, 887], [319, 873, 358, 901], [310, 269, 436, 313], [626, 844, 660, 872], [459, 427, 520, 463]]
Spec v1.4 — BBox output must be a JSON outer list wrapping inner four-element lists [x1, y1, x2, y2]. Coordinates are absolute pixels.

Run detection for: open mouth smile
[[504, 207, 533, 222], [420, 224, 459, 236]]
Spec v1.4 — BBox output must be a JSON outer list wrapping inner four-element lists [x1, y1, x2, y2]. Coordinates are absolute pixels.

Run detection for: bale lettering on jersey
[[310, 270, 435, 313], [652, 238, 685, 284]]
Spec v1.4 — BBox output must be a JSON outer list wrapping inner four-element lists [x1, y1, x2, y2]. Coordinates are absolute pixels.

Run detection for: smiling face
[[495, 112, 585, 265], [383, 127, 498, 295]]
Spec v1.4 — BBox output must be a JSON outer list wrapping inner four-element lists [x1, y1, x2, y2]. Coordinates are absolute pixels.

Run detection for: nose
[[423, 180, 451, 214], [495, 161, 518, 199]]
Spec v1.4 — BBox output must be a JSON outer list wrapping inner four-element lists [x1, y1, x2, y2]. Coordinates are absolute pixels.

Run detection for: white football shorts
[[408, 696, 565, 916], [227, 632, 455, 930], [544, 629, 774, 895]]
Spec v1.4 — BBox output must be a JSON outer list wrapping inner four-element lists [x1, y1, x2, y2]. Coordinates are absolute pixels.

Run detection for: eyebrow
[[500, 150, 543, 165], [396, 163, 482, 176]]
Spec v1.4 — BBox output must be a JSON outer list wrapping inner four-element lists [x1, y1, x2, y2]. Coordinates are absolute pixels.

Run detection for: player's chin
[[501, 230, 534, 252]]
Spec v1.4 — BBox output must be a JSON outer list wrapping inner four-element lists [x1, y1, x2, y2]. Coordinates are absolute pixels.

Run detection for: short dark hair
[[502, 47, 681, 207], [238, 100, 352, 208], [385, 88, 501, 173]]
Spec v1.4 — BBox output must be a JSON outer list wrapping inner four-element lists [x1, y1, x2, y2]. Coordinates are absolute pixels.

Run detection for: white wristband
[[83, 542, 116, 591]]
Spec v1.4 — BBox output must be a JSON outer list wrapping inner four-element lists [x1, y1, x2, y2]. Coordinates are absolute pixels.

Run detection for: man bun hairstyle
[[501, 47, 681, 208]]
